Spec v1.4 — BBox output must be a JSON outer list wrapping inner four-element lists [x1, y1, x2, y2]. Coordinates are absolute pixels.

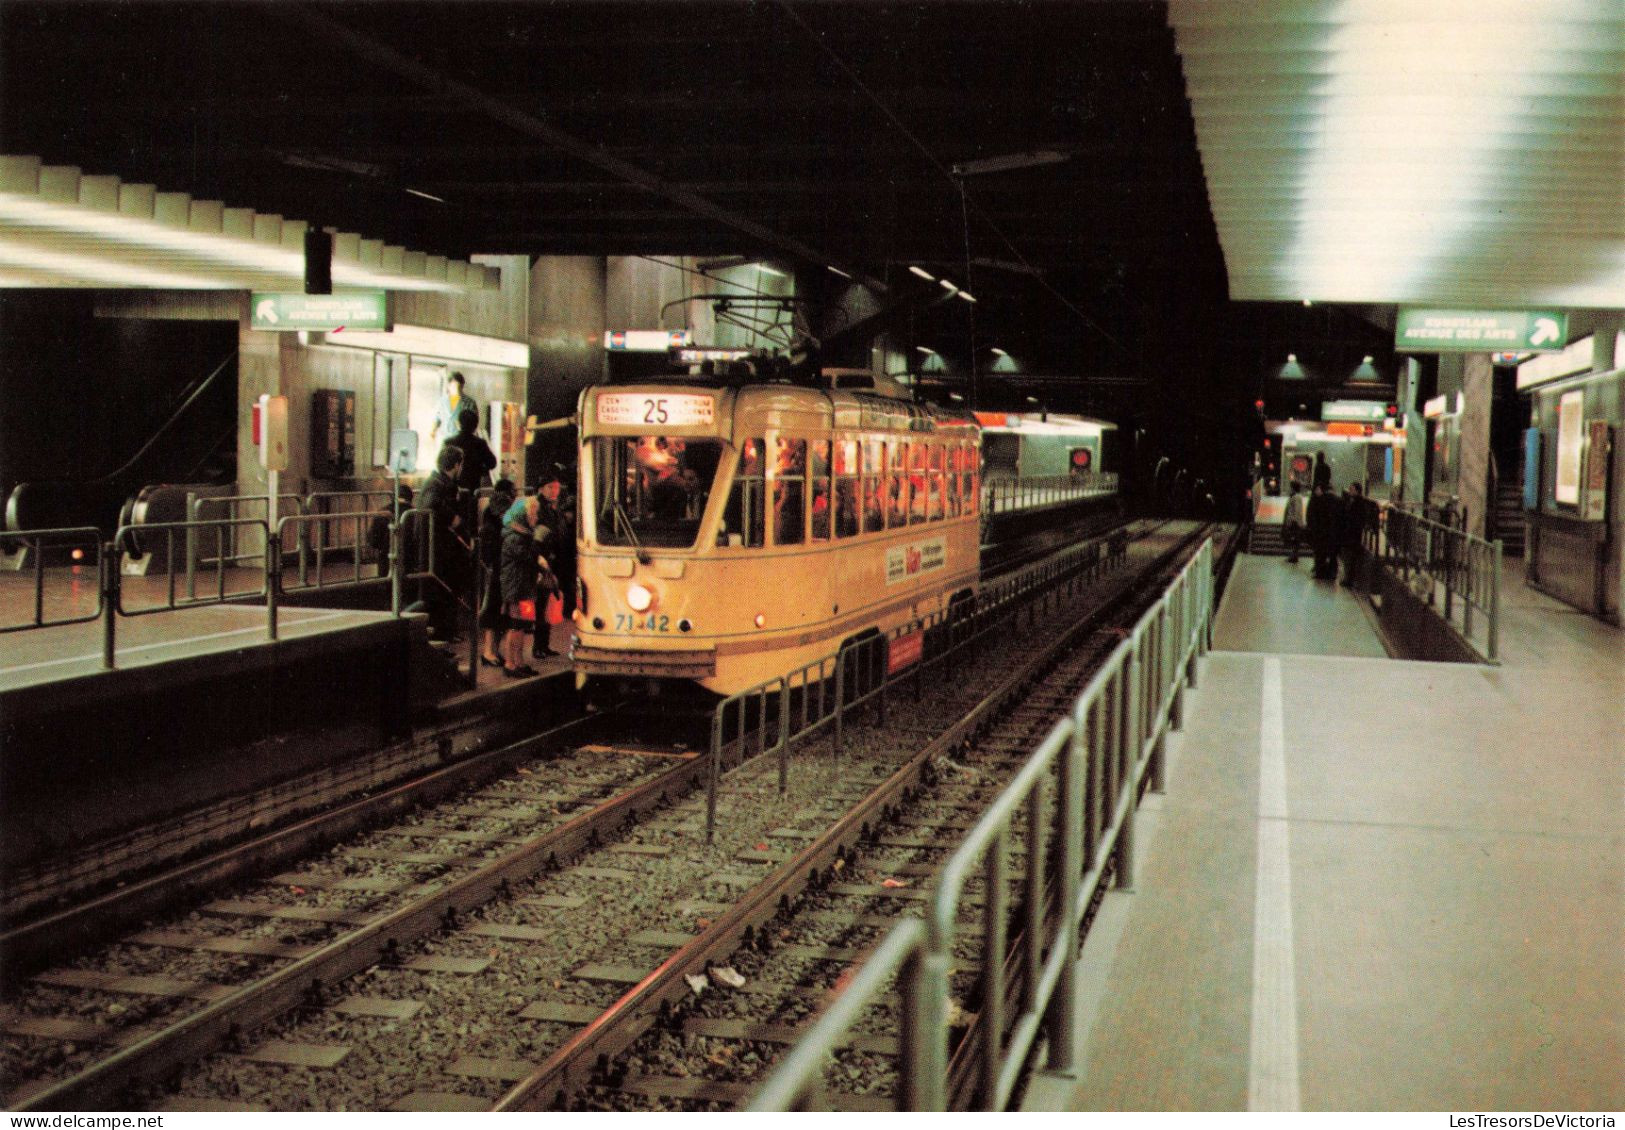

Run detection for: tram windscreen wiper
[[611, 499, 652, 565]]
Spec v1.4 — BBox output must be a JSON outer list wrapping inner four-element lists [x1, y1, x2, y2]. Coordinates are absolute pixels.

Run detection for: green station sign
[[251, 290, 389, 332], [1396, 308, 1568, 353]]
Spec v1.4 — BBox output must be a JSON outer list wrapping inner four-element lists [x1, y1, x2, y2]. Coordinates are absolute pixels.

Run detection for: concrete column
[[1460, 353, 1493, 539]]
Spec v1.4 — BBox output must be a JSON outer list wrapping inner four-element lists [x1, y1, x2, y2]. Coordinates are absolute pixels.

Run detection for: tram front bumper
[[570, 642, 717, 679]]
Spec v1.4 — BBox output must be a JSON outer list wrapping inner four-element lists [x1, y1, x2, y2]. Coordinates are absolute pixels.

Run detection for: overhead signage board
[[1516, 334, 1594, 391], [1321, 400, 1388, 422], [251, 290, 388, 332], [604, 329, 691, 352], [1396, 308, 1568, 353]]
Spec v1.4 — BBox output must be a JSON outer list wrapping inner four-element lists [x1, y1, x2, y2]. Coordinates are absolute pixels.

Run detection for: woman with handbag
[[499, 494, 543, 678]]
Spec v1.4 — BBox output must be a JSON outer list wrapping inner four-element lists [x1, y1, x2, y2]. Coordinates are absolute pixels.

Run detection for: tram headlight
[[627, 583, 655, 613]]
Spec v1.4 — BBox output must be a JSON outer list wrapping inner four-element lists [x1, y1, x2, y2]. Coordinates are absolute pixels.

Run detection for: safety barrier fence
[[0, 527, 107, 633], [749, 537, 1214, 1111], [0, 512, 449, 671], [1368, 503, 1501, 662], [983, 472, 1118, 516], [705, 523, 1132, 842], [187, 489, 396, 596]]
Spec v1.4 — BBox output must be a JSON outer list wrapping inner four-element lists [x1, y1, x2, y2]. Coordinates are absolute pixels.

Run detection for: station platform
[[0, 568, 573, 881], [1025, 550, 1623, 1112]]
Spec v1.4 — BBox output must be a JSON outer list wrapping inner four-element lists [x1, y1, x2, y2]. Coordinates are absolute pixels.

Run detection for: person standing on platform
[[1283, 481, 1308, 564], [429, 371, 480, 448], [499, 494, 542, 677], [1306, 480, 1338, 580], [1312, 450, 1331, 491], [1338, 482, 1367, 587], [444, 407, 497, 528], [416, 445, 467, 641], [532, 471, 572, 659], [477, 478, 516, 669]]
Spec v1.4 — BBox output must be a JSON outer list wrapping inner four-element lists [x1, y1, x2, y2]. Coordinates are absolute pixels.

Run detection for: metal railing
[[0, 527, 106, 633], [703, 525, 1132, 842], [750, 537, 1214, 1111], [983, 473, 1119, 516], [1371, 504, 1502, 662]]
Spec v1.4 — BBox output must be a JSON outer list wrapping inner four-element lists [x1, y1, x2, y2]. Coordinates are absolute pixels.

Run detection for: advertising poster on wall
[[1582, 420, 1610, 521], [1555, 390, 1584, 506]]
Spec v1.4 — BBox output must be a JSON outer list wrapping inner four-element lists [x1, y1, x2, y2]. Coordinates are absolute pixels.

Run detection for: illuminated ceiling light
[[1168, 2, 1625, 306], [1287, 353, 1299, 363], [948, 392, 965, 402], [915, 346, 937, 354], [0, 192, 461, 292], [403, 187, 445, 203], [908, 265, 936, 282], [754, 263, 788, 279], [1302, 299, 1313, 306], [0, 238, 224, 288], [827, 265, 852, 279], [1362, 355, 1375, 364], [938, 278, 958, 290], [957, 291, 977, 303], [990, 347, 1009, 357], [327, 323, 529, 367]]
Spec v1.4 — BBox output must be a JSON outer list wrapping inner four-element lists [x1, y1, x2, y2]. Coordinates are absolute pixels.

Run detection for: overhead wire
[[772, 0, 1135, 366]]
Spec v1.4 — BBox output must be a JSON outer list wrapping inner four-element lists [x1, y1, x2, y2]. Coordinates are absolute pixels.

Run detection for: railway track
[[0, 519, 1213, 1112]]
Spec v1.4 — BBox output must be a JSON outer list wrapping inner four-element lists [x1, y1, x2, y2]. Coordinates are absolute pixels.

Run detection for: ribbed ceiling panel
[[1169, 0, 1625, 308]]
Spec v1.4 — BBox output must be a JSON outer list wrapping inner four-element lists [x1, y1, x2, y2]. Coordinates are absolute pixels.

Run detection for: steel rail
[[494, 521, 1205, 1112], [0, 713, 609, 981], [12, 720, 752, 1112]]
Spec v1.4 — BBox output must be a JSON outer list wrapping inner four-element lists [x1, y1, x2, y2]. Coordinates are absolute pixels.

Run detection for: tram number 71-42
[[615, 613, 672, 632]]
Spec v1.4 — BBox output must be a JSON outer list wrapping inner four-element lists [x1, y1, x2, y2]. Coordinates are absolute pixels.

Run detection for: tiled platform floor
[[1025, 550, 1622, 1112]]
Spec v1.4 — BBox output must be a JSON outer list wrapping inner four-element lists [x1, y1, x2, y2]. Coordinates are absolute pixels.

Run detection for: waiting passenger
[[1338, 482, 1367, 588], [477, 478, 516, 669], [1283, 481, 1308, 564], [417, 445, 468, 640], [499, 494, 542, 677], [1306, 481, 1338, 581]]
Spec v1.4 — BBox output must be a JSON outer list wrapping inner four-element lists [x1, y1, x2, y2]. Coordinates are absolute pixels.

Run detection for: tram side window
[[947, 444, 962, 517], [889, 441, 909, 528], [964, 448, 980, 513], [862, 437, 885, 533], [771, 436, 806, 546], [722, 438, 766, 548], [834, 439, 860, 538], [908, 441, 929, 525], [928, 443, 945, 520], [810, 439, 831, 542]]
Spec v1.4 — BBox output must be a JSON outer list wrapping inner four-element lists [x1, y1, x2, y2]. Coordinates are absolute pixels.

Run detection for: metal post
[[706, 711, 723, 843], [833, 651, 845, 757], [390, 517, 403, 617], [1490, 539, 1502, 662], [1024, 778, 1046, 1015], [778, 683, 791, 794], [1115, 653, 1141, 891], [981, 830, 1009, 1111], [298, 497, 311, 587], [917, 949, 951, 1111], [1045, 701, 1084, 1073], [101, 543, 117, 670], [265, 530, 280, 641], [899, 947, 928, 1110], [185, 491, 199, 599], [32, 535, 44, 627]]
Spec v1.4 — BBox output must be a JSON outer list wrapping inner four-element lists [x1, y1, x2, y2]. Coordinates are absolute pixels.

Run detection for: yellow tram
[[571, 371, 981, 697]]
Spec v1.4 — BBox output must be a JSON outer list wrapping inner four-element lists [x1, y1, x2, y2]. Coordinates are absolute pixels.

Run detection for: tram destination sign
[[596, 392, 714, 427], [251, 291, 389, 332], [1396, 308, 1568, 353]]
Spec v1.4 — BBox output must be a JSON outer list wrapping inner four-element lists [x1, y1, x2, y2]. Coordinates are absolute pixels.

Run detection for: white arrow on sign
[[1530, 317, 1560, 346], [255, 299, 280, 325]]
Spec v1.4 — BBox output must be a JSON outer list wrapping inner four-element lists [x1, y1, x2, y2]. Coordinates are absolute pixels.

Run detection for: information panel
[[596, 393, 715, 428], [1554, 391, 1584, 506], [251, 291, 388, 332], [1396, 308, 1567, 353]]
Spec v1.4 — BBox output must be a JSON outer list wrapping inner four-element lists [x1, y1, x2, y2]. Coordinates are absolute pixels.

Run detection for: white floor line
[[1248, 655, 1301, 1111], [0, 611, 349, 674]]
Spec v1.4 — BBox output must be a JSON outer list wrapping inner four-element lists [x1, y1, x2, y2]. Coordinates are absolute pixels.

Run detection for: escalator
[[4, 350, 239, 535]]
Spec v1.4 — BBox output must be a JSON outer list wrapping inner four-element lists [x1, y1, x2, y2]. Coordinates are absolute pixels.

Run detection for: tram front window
[[593, 436, 722, 549]]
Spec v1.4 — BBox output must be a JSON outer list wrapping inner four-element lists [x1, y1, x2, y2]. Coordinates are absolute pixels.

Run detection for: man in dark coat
[[415, 445, 467, 640], [1338, 482, 1368, 587], [1306, 481, 1338, 580]]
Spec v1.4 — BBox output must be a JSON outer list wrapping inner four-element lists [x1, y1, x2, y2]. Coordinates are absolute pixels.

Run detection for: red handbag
[[514, 598, 537, 622], [544, 592, 565, 625]]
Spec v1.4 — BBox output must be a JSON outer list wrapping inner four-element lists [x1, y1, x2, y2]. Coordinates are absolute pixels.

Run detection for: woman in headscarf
[[499, 493, 542, 677]]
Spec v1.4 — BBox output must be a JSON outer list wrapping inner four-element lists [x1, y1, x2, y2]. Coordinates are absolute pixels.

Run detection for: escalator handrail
[[85, 349, 238, 488]]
